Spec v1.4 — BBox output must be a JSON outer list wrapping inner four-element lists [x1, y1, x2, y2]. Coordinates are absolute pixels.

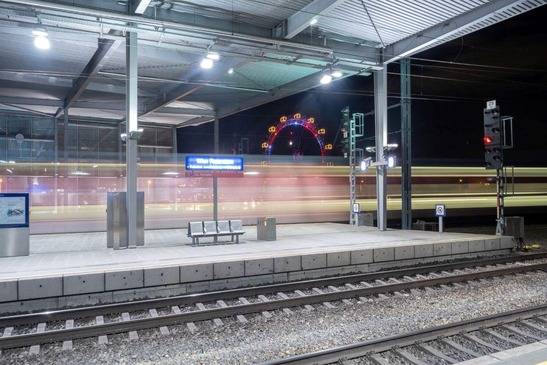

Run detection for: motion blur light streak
[[1, 162, 546, 234]]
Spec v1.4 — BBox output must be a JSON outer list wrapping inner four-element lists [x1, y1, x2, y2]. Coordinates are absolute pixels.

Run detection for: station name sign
[[185, 156, 244, 177]]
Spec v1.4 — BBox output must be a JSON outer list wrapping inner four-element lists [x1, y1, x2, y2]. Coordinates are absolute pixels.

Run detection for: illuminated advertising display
[[185, 156, 244, 171], [0, 193, 30, 228]]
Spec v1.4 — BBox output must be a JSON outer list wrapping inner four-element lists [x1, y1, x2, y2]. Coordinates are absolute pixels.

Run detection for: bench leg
[[235, 234, 239, 244]]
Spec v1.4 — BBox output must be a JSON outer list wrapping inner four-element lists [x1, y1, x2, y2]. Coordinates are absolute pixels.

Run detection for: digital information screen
[[0, 193, 30, 228], [185, 156, 244, 171]]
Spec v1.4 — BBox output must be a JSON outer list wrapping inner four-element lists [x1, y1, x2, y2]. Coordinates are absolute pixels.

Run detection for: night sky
[[178, 6, 547, 167]]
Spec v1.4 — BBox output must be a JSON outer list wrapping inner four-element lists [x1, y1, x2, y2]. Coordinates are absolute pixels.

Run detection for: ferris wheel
[[261, 113, 332, 161]]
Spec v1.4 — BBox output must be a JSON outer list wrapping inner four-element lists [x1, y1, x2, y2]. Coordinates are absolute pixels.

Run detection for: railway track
[[261, 304, 547, 365], [1, 253, 546, 355]]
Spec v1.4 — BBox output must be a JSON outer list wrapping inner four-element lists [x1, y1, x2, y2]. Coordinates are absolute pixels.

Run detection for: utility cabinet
[[107, 192, 144, 249], [257, 217, 276, 241]]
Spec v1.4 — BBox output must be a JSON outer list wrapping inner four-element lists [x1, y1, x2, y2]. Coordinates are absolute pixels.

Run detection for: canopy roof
[[0, 0, 542, 127]]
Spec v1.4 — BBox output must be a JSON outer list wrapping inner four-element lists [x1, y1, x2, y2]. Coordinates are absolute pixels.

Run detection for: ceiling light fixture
[[228, 68, 234, 74], [331, 70, 343, 77], [320, 74, 332, 84], [310, 18, 318, 25], [33, 30, 50, 50], [200, 57, 214, 69]]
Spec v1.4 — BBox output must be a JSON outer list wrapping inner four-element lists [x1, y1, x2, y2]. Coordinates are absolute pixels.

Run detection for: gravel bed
[[2, 269, 546, 364]]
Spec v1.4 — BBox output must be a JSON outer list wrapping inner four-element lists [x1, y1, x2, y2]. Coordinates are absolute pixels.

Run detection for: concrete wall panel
[[105, 270, 144, 291], [395, 246, 414, 260], [274, 256, 301, 273], [245, 258, 274, 276], [144, 267, 180, 287], [19, 277, 62, 300], [0, 280, 17, 302], [374, 248, 395, 262], [63, 273, 104, 296], [351, 250, 373, 265], [180, 263, 213, 283], [214, 261, 245, 279], [301, 254, 327, 270], [327, 251, 351, 267]]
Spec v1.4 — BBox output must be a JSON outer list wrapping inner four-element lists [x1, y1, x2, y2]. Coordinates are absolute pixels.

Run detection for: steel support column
[[213, 116, 219, 223], [401, 58, 412, 230], [374, 66, 388, 231], [63, 111, 69, 161], [125, 30, 138, 248]]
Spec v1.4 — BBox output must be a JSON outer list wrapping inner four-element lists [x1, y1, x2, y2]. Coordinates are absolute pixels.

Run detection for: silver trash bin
[[257, 217, 276, 241]]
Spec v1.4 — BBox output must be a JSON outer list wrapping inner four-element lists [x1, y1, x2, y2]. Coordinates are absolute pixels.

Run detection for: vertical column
[[213, 116, 219, 223], [374, 66, 388, 231], [401, 58, 412, 230], [63, 111, 69, 161], [172, 126, 178, 162], [126, 30, 138, 248]]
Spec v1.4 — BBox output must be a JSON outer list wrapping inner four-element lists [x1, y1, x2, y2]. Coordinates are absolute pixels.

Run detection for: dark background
[[178, 6, 547, 166]]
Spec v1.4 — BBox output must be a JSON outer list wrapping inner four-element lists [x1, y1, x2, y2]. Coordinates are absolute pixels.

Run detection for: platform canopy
[[0, 0, 542, 127]]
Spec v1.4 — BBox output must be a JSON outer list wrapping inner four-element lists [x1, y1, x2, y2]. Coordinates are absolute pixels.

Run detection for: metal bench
[[187, 220, 245, 245], [229, 219, 245, 243]]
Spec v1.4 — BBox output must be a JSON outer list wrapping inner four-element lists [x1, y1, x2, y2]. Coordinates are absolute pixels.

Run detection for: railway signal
[[483, 105, 502, 170]]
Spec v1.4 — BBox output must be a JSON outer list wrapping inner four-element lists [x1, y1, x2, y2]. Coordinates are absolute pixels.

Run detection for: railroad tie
[[520, 320, 547, 334], [213, 301, 226, 326], [482, 328, 525, 346], [95, 316, 108, 345], [392, 348, 428, 365], [328, 286, 352, 305], [276, 292, 293, 315], [149, 309, 169, 336], [461, 333, 504, 352], [294, 290, 314, 311], [501, 324, 542, 341], [403, 276, 415, 281], [257, 295, 273, 318], [367, 353, 391, 365], [440, 338, 482, 358], [1, 327, 13, 356], [122, 312, 139, 341], [28, 323, 46, 355], [312, 288, 335, 309], [62, 319, 74, 351], [416, 343, 458, 364], [175, 303, 197, 333]]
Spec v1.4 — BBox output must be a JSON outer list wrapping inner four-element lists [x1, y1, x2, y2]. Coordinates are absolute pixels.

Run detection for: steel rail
[[1, 252, 545, 328], [0, 261, 546, 350], [259, 304, 547, 365]]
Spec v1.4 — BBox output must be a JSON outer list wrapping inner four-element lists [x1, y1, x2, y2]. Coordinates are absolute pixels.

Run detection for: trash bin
[[257, 217, 276, 241], [357, 213, 375, 227]]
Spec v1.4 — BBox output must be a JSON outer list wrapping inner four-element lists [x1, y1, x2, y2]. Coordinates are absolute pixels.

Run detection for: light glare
[[200, 58, 214, 69], [34, 36, 50, 50], [320, 74, 332, 84]]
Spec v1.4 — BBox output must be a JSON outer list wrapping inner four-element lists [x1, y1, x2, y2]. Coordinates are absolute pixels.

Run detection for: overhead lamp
[[33, 30, 50, 50], [200, 57, 214, 69], [228, 68, 234, 74], [320, 74, 332, 84], [310, 18, 318, 25], [331, 70, 343, 77], [134, 0, 152, 14]]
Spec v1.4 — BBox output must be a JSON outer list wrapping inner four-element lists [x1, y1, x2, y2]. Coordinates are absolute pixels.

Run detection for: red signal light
[[483, 136, 492, 144]]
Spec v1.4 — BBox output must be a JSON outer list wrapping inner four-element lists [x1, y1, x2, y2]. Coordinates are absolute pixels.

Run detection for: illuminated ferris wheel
[[262, 113, 332, 161]]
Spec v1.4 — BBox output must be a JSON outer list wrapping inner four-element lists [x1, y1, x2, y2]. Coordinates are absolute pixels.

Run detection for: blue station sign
[[185, 156, 244, 171]]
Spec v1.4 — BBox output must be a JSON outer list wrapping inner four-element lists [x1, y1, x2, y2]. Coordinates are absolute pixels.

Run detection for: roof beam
[[276, 0, 346, 39], [139, 57, 251, 117], [55, 37, 122, 118], [384, 0, 535, 63], [217, 69, 361, 120]]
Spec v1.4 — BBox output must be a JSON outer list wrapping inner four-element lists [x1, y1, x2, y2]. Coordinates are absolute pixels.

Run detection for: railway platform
[[0, 223, 515, 314]]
